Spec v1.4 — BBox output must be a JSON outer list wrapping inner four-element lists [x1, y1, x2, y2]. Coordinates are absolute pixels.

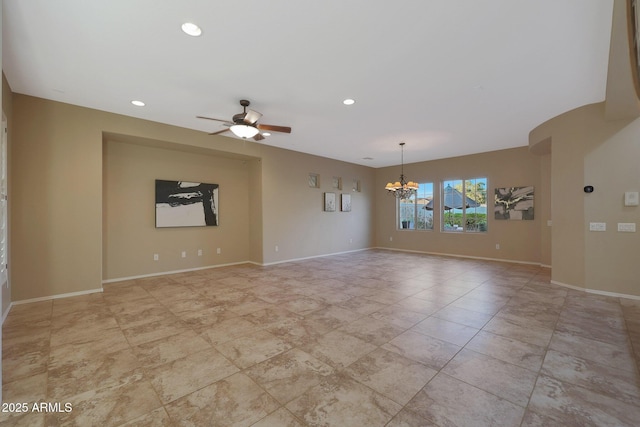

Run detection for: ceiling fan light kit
[[197, 99, 291, 141], [230, 124, 259, 139]]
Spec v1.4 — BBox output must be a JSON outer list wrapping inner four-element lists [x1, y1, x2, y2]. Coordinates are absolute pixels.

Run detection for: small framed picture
[[341, 194, 351, 212], [324, 192, 336, 212], [332, 176, 342, 190], [309, 173, 320, 188], [352, 179, 361, 192]]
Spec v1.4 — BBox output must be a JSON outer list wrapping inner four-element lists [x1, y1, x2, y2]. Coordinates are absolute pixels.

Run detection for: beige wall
[[538, 153, 552, 267], [260, 147, 375, 264], [8, 93, 375, 300], [6, 0, 639, 300], [375, 147, 546, 264], [11, 95, 104, 300], [531, 103, 638, 295], [584, 116, 640, 294], [103, 138, 252, 279], [527, 0, 640, 297]]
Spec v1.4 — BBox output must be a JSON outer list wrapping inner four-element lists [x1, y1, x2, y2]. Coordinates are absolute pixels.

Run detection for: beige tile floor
[[2, 249, 640, 426]]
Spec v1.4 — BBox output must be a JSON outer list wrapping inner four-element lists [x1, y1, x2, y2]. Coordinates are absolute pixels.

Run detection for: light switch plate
[[625, 191, 639, 206], [589, 222, 606, 231]]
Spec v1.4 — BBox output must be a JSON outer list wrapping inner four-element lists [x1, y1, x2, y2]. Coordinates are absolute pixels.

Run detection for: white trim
[[102, 261, 250, 284], [9, 252, 639, 308], [1, 302, 13, 325], [259, 248, 370, 266], [12, 287, 103, 305], [550, 280, 640, 300], [104, 247, 543, 281], [374, 246, 546, 267]]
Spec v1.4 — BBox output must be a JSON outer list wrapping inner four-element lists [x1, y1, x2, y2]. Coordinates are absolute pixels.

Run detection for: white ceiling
[[2, 0, 614, 167]]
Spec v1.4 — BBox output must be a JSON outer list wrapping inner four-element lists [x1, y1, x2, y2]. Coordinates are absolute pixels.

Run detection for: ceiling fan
[[197, 100, 292, 141]]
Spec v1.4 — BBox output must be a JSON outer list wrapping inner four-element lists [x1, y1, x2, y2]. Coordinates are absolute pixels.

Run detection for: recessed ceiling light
[[343, 98, 355, 105], [181, 22, 202, 37], [262, 132, 271, 137], [131, 100, 145, 107], [362, 157, 373, 160]]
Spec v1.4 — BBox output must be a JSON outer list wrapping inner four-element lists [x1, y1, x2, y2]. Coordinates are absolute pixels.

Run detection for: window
[[441, 178, 487, 232], [398, 182, 434, 230]]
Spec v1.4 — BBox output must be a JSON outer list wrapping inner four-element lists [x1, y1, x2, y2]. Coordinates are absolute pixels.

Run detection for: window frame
[[396, 182, 434, 231], [440, 177, 488, 233]]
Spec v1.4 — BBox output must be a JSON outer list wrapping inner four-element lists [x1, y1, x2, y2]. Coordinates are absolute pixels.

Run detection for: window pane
[[398, 193, 416, 229], [416, 182, 433, 230], [465, 177, 487, 232], [442, 179, 463, 232]]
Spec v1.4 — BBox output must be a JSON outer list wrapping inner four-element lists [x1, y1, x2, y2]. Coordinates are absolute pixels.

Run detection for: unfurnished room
[[1, 1, 639, 426]]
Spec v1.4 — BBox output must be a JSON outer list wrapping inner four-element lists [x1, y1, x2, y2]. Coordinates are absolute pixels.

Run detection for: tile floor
[[2, 249, 640, 426]]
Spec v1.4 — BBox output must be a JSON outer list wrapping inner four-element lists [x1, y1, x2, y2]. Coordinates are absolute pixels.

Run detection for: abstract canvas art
[[155, 180, 219, 227], [494, 186, 534, 220], [324, 192, 336, 212], [341, 194, 351, 212]]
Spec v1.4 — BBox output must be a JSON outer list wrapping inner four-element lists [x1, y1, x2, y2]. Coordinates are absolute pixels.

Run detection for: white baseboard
[[374, 246, 546, 267], [104, 247, 537, 282], [550, 280, 640, 300], [1, 302, 13, 325], [12, 287, 104, 306], [259, 248, 370, 267], [7, 249, 639, 309], [102, 261, 251, 284]]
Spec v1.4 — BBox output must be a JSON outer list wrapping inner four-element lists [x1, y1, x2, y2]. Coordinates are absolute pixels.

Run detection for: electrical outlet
[[495, 244, 500, 250], [617, 223, 636, 232], [349, 238, 353, 244], [197, 249, 202, 256], [181, 251, 186, 258], [275, 245, 279, 252], [389, 236, 393, 242], [589, 222, 606, 232], [153, 254, 159, 261], [216, 248, 221, 254]]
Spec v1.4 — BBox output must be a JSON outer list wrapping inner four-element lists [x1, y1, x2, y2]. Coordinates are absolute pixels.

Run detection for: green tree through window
[[441, 178, 487, 232]]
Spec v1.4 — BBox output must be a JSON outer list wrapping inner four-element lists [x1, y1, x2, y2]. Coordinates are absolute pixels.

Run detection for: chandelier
[[385, 142, 418, 199]]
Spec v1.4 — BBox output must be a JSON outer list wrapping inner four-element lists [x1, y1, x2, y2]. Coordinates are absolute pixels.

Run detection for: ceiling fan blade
[[257, 123, 292, 133], [197, 115, 232, 125], [244, 109, 262, 124], [253, 133, 265, 141], [208, 129, 229, 135]]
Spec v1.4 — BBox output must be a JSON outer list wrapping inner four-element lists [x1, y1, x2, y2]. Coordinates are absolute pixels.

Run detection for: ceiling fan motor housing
[[232, 112, 247, 124]]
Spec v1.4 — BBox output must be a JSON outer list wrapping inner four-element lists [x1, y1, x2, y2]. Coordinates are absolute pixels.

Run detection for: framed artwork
[[352, 179, 361, 192], [324, 192, 336, 212], [155, 180, 219, 227], [341, 194, 351, 212], [309, 173, 320, 188], [494, 186, 534, 220], [332, 176, 342, 190]]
